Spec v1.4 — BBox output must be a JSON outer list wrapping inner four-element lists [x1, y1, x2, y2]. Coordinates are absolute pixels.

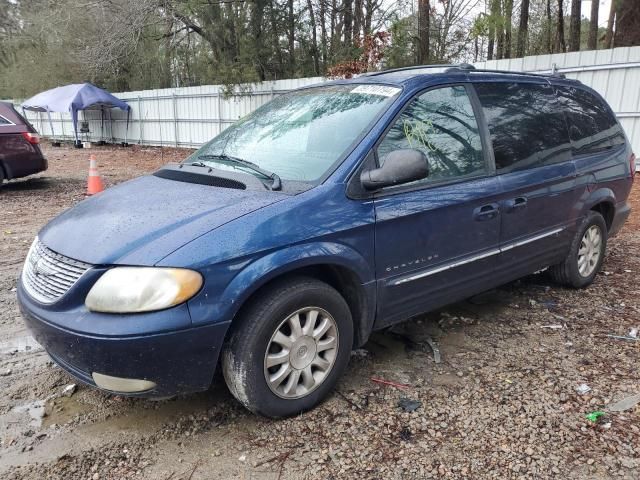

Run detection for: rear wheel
[[549, 211, 607, 288], [222, 277, 353, 418]]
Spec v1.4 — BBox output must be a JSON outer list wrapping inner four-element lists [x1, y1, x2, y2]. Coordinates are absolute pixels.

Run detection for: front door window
[[377, 85, 486, 187]]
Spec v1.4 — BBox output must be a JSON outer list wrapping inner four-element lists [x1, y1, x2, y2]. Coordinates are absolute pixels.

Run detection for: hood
[[39, 174, 285, 265]]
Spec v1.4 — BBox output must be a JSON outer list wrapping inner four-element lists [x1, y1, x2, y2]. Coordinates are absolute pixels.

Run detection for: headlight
[[85, 267, 203, 313]]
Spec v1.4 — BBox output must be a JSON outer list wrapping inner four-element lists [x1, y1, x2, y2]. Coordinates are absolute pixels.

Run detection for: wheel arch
[[0, 160, 8, 181], [219, 244, 376, 349], [584, 188, 616, 231]]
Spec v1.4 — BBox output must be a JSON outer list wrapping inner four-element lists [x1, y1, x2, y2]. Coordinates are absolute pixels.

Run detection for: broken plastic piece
[[425, 336, 442, 364], [576, 383, 591, 395], [608, 393, 640, 413], [398, 397, 422, 412], [585, 411, 605, 422]]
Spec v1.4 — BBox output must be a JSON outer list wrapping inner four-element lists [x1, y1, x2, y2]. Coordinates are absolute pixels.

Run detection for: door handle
[[505, 197, 528, 212], [473, 203, 500, 221]]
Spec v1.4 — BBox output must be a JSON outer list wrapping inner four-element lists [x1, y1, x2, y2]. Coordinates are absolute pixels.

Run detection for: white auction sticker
[[351, 85, 401, 97]]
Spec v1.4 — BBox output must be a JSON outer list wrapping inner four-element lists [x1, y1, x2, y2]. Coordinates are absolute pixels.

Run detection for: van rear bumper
[[609, 201, 631, 237]]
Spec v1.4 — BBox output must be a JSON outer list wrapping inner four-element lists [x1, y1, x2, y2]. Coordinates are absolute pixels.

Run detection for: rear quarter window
[[555, 86, 626, 155], [475, 82, 572, 173]]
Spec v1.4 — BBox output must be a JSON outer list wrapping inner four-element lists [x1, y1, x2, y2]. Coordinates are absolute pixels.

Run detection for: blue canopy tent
[[21, 83, 131, 147]]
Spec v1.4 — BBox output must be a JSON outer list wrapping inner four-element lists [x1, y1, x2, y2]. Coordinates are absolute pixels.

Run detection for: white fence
[[17, 77, 324, 148], [14, 46, 640, 155]]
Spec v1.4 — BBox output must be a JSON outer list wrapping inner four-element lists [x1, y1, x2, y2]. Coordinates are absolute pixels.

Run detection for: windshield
[[183, 84, 401, 182]]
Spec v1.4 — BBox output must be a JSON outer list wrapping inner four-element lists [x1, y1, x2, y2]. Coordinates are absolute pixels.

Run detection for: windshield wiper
[[196, 154, 282, 191]]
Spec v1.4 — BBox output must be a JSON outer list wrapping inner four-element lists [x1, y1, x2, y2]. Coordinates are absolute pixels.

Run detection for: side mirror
[[360, 149, 429, 190]]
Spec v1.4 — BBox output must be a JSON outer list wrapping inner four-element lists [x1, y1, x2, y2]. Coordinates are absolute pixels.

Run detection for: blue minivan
[[18, 65, 634, 417]]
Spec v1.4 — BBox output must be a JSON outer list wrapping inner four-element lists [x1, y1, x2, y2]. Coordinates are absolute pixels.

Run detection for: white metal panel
[[12, 50, 640, 153]]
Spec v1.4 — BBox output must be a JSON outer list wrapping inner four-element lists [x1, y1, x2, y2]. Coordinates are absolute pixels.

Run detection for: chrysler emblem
[[32, 258, 56, 277]]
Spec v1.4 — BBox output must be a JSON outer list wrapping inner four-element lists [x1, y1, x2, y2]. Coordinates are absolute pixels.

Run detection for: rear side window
[[475, 82, 571, 172], [377, 85, 485, 185], [555, 86, 625, 154], [0, 115, 14, 126]]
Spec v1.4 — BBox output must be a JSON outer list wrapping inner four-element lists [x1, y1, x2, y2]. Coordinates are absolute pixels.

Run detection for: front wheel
[[222, 277, 353, 418], [549, 211, 608, 288]]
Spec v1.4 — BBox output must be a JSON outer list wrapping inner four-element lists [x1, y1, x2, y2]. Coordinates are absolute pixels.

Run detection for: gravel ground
[[0, 144, 638, 479]]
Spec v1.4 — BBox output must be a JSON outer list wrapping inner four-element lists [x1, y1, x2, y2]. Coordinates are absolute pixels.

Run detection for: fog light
[[92, 372, 156, 393]]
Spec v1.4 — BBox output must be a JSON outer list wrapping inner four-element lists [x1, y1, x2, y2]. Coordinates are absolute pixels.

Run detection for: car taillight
[[631, 153, 636, 182], [21, 132, 40, 145]]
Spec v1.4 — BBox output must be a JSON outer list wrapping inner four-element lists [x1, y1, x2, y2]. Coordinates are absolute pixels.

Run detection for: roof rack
[[363, 64, 460, 77], [464, 68, 566, 79], [366, 62, 568, 80]]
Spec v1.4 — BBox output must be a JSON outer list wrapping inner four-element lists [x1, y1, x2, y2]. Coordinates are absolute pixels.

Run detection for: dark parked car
[[0, 101, 47, 184], [18, 65, 634, 417]]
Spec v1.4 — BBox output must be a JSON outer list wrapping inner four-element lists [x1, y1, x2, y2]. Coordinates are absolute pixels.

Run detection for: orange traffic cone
[[86, 154, 105, 196]]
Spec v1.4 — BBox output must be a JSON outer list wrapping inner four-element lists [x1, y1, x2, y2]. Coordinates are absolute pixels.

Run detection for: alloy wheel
[[577, 225, 602, 277], [264, 307, 339, 399]]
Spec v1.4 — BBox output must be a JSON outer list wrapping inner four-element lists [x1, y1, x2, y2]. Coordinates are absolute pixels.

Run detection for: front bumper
[[17, 286, 230, 398]]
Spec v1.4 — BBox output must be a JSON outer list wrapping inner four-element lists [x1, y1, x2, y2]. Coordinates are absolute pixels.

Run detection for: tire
[[222, 277, 353, 418], [0, 165, 5, 185], [549, 211, 608, 288]]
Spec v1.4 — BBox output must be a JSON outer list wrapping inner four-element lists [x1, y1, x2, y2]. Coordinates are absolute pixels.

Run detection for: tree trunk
[[288, 0, 295, 75], [319, 0, 328, 68], [488, 0, 501, 60], [307, 0, 320, 75], [418, 0, 430, 63], [568, 0, 581, 51], [556, 0, 566, 52], [330, 0, 337, 59], [251, 0, 266, 81], [615, 0, 640, 47], [588, 0, 599, 50], [269, 2, 284, 78], [353, 0, 363, 42], [343, 0, 353, 46], [546, 0, 552, 53], [487, 0, 495, 59], [504, 0, 513, 58], [364, 0, 373, 33], [604, 0, 616, 48], [516, 0, 529, 57]]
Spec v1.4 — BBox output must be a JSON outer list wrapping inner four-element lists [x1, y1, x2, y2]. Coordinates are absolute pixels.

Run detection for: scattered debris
[[585, 411, 606, 423], [335, 390, 362, 410], [424, 336, 442, 364], [61, 384, 77, 397], [0, 369, 12, 376], [606, 334, 640, 342], [398, 397, 422, 413], [371, 377, 411, 390], [399, 427, 413, 441], [576, 384, 592, 395], [541, 324, 563, 330], [350, 349, 370, 358], [608, 393, 640, 413], [628, 327, 638, 339]]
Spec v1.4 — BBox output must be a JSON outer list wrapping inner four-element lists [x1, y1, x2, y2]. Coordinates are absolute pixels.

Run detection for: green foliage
[[385, 16, 416, 68]]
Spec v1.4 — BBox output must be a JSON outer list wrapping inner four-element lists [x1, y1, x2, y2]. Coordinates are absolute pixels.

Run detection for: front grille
[[21, 239, 91, 304]]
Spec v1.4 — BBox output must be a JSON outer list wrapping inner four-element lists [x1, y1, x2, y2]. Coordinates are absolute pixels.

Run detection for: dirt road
[[0, 145, 638, 479]]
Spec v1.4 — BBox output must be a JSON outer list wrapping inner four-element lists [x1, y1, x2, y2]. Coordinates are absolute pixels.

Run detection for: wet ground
[[0, 145, 638, 479]]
